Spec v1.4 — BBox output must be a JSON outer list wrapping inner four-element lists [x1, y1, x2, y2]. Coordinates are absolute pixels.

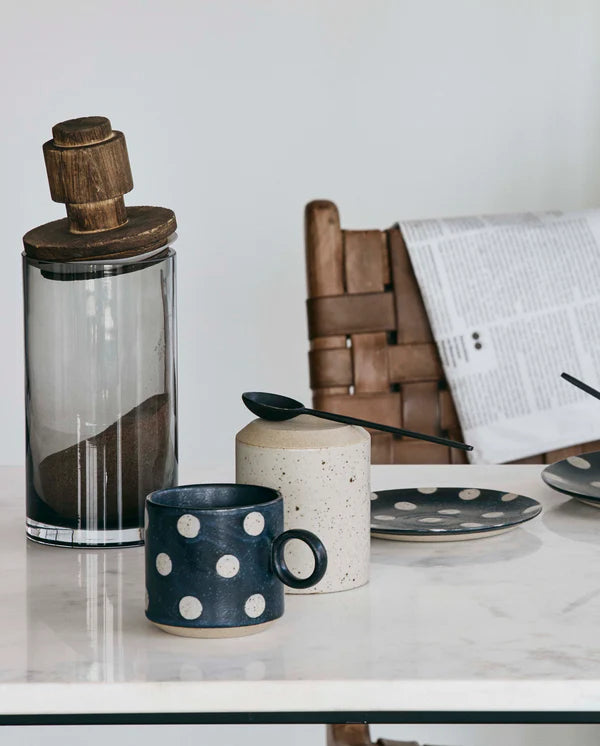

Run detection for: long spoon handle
[[561, 372, 600, 402], [302, 407, 473, 451]]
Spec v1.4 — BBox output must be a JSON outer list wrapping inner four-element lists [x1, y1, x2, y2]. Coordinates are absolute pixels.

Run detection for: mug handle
[[271, 529, 328, 590]]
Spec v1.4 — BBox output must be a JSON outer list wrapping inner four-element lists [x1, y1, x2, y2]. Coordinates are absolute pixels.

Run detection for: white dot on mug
[[244, 594, 266, 618], [155, 552, 172, 576], [216, 554, 240, 578], [179, 596, 203, 620], [243, 512, 265, 536], [177, 514, 200, 538]]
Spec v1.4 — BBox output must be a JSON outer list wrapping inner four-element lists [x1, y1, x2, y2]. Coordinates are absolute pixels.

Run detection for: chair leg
[[325, 725, 422, 746], [326, 724, 372, 746]]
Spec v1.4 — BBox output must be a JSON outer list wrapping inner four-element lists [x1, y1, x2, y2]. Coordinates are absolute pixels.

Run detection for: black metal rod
[[561, 372, 600, 402]]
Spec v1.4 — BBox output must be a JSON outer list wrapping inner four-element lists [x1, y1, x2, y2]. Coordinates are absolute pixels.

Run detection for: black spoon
[[561, 372, 600, 402], [242, 392, 473, 452]]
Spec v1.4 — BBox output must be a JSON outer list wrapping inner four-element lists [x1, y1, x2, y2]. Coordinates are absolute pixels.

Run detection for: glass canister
[[22, 117, 178, 547]]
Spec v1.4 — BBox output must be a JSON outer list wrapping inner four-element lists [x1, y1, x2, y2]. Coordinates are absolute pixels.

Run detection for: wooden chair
[[327, 724, 441, 746], [305, 200, 600, 465]]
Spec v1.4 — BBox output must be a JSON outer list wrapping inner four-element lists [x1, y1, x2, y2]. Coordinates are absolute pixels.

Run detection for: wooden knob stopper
[[43, 116, 134, 233], [24, 116, 177, 261]]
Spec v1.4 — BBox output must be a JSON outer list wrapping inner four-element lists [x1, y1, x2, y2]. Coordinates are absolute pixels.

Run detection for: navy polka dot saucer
[[542, 451, 600, 507], [370, 487, 542, 542]]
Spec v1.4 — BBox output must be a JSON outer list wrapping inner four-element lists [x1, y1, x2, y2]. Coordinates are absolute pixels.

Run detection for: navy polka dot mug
[[144, 484, 328, 637]]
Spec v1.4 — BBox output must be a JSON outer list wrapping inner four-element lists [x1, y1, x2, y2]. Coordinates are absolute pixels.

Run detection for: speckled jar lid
[[236, 415, 369, 449]]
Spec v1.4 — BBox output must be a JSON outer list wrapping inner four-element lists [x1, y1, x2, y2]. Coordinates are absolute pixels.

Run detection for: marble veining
[[2, 465, 600, 715]]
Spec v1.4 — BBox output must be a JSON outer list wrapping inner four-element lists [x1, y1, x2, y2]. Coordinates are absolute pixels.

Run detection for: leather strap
[[389, 229, 432, 344], [309, 347, 353, 388], [307, 292, 396, 338]]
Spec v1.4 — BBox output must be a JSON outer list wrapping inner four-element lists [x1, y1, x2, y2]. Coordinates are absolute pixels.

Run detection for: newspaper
[[400, 209, 600, 464]]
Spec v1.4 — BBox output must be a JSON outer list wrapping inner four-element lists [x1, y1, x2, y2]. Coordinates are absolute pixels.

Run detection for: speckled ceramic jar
[[235, 415, 370, 594]]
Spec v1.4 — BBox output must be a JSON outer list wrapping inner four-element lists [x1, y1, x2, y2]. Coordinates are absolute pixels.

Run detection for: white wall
[[2, 0, 600, 743], [3, 0, 600, 473]]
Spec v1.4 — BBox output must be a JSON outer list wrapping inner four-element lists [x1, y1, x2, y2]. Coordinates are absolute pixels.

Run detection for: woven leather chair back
[[305, 200, 599, 464]]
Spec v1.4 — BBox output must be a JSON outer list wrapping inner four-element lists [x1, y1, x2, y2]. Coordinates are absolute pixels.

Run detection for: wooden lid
[[23, 116, 177, 261]]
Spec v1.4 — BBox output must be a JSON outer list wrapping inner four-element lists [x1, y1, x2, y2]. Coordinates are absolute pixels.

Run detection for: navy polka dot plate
[[542, 451, 600, 507], [370, 487, 542, 542]]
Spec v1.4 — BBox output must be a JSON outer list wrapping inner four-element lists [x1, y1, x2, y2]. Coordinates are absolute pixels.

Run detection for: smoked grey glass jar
[[22, 116, 178, 547]]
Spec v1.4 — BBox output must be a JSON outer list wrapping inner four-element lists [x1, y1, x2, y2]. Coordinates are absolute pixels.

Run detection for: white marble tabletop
[[1, 463, 600, 722]]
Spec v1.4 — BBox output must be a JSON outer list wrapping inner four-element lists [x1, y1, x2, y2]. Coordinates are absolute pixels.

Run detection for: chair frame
[[305, 200, 599, 465]]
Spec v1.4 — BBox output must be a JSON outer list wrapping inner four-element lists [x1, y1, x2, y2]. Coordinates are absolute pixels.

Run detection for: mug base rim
[[152, 620, 275, 638]]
